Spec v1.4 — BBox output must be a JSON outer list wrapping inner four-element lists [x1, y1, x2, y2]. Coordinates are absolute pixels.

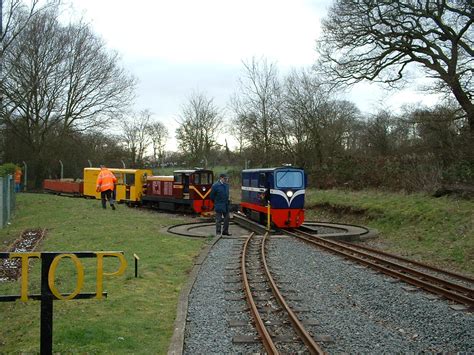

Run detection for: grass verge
[[0, 193, 206, 354], [306, 189, 474, 275]]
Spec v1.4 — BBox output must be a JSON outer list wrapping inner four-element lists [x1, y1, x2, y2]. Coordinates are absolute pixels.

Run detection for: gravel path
[[269, 236, 473, 353], [183, 237, 264, 354], [183, 235, 473, 353]]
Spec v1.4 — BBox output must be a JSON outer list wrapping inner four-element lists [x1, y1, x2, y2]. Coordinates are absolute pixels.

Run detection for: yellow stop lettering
[[9, 252, 41, 302], [48, 254, 84, 300], [95, 252, 127, 299]]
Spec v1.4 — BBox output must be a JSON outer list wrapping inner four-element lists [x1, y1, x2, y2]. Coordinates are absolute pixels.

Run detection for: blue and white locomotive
[[240, 167, 306, 228]]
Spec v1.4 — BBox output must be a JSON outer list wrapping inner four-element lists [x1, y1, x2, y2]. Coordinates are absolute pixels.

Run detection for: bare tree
[[1, 0, 57, 52], [148, 120, 168, 167], [362, 110, 394, 157], [0, 8, 136, 184], [121, 110, 152, 167], [229, 113, 249, 157], [176, 92, 220, 166], [0, 0, 58, 137], [280, 69, 327, 167], [317, 1, 473, 133], [279, 69, 361, 170], [230, 57, 281, 166]]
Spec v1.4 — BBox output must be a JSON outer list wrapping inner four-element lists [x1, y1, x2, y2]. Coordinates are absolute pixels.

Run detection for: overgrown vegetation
[[0, 194, 205, 353], [306, 189, 474, 275], [0, 163, 17, 177]]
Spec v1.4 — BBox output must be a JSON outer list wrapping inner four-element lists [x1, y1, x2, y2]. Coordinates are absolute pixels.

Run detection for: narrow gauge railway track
[[285, 228, 474, 309], [241, 232, 324, 355], [343, 241, 474, 284]]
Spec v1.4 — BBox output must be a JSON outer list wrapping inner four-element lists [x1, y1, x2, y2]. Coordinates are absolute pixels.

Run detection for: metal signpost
[[0, 251, 127, 354]]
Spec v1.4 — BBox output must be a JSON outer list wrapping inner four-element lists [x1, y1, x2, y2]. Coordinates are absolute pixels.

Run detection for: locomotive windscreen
[[275, 170, 303, 188], [194, 172, 212, 185]]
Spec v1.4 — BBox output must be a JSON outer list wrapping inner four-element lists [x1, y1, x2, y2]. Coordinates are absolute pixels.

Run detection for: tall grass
[[306, 189, 474, 275]]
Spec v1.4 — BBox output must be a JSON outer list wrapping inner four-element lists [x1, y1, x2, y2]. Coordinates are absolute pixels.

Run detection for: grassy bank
[[0, 193, 206, 353], [306, 189, 474, 275]]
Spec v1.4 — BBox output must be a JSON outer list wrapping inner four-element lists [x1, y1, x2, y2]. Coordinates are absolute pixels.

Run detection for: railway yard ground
[[0, 191, 473, 353]]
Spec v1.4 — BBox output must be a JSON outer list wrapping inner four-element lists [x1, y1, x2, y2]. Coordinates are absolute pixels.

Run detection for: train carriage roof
[[242, 167, 304, 173], [84, 167, 152, 174], [147, 175, 174, 181], [174, 169, 213, 174]]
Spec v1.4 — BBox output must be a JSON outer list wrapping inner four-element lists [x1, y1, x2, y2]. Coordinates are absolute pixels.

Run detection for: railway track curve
[[170, 214, 473, 354], [241, 232, 324, 354], [284, 228, 474, 308]]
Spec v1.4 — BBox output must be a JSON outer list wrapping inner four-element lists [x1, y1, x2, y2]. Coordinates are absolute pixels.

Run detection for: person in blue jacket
[[210, 173, 231, 236]]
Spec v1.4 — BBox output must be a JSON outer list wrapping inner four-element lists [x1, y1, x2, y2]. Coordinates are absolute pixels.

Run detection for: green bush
[[443, 160, 474, 184], [0, 163, 18, 177]]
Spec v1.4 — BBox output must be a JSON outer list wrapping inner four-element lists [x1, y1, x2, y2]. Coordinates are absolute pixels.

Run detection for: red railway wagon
[[43, 179, 84, 196], [142, 169, 214, 216]]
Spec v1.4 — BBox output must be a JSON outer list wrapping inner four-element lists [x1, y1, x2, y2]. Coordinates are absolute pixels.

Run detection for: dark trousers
[[215, 211, 230, 235], [101, 190, 115, 208]]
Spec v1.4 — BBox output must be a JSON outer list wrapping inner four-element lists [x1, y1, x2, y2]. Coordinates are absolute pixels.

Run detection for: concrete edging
[[167, 235, 221, 355]]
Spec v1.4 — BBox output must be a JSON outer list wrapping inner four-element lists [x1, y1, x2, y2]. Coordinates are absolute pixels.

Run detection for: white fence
[[0, 175, 15, 228]]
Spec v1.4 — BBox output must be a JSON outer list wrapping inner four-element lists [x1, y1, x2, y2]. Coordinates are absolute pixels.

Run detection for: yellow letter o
[[48, 254, 84, 300]]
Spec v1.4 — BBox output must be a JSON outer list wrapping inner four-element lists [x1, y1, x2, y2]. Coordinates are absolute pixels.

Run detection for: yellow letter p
[[95, 252, 127, 299]]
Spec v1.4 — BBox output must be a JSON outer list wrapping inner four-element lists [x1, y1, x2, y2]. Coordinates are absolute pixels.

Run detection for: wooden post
[[266, 202, 271, 231], [134, 253, 140, 277]]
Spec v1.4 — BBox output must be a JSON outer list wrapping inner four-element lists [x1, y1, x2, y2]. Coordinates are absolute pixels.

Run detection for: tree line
[[176, 1, 473, 193], [177, 59, 472, 192], [0, 0, 472, 194], [0, 1, 168, 186]]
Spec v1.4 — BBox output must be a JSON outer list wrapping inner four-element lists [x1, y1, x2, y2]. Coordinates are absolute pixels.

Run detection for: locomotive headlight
[[286, 190, 294, 198], [202, 187, 206, 191]]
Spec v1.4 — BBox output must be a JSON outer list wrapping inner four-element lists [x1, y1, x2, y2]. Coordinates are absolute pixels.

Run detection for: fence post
[[0, 177, 5, 228], [59, 160, 63, 180], [22, 161, 27, 192], [6, 175, 11, 224], [9, 174, 15, 213]]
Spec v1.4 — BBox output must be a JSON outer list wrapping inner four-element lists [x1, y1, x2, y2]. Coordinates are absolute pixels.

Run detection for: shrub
[[0, 163, 18, 177]]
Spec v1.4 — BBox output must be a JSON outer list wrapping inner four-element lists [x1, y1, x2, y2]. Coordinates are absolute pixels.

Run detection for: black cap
[[219, 173, 227, 178]]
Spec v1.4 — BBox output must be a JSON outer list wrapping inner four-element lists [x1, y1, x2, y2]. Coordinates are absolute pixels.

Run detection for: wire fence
[[0, 175, 15, 229]]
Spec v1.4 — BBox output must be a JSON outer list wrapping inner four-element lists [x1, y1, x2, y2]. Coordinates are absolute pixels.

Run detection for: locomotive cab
[[241, 167, 306, 228], [83, 168, 152, 204], [143, 169, 214, 215]]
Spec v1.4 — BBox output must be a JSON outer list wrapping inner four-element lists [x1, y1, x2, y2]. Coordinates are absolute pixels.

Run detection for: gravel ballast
[[183, 235, 473, 353]]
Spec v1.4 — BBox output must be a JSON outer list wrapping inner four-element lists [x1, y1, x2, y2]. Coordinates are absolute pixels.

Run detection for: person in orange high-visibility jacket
[[96, 165, 117, 210], [14, 167, 22, 193]]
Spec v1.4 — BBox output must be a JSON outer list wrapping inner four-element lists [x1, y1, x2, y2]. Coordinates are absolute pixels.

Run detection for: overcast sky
[[67, 0, 439, 150]]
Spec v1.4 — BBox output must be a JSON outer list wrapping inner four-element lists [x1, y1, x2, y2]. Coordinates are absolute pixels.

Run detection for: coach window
[[126, 173, 135, 186], [258, 173, 266, 188], [194, 174, 200, 184], [184, 174, 190, 192], [250, 173, 258, 187], [242, 173, 250, 187], [174, 174, 182, 183], [115, 173, 123, 184]]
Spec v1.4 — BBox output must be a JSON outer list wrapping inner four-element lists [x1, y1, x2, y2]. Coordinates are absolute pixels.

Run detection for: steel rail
[[233, 212, 269, 235], [286, 229, 474, 307], [261, 233, 325, 355], [343, 241, 474, 283], [241, 233, 279, 355], [300, 231, 474, 299]]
